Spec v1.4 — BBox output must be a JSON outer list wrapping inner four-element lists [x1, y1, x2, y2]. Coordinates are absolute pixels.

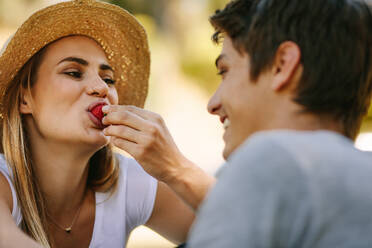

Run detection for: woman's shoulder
[[0, 154, 7, 165], [115, 152, 134, 166], [0, 154, 22, 225], [0, 166, 13, 212], [113, 153, 158, 230], [114, 152, 157, 192], [0, 154, 10, 176]]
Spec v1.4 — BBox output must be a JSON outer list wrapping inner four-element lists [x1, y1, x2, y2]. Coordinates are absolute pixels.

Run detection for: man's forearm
[[164, 158, 216, 211]]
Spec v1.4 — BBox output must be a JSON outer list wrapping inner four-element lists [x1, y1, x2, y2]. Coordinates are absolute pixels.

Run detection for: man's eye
[[217, 70, 227, 76], [64, 71, 82, 78], [103, 78, 116, 85]]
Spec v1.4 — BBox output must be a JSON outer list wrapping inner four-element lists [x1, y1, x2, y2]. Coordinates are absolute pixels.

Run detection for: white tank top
[[0, 153, 158, 248]]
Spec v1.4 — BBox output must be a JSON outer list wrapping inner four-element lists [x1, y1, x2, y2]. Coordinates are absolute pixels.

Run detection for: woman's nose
[[88, 76, 109, 98]]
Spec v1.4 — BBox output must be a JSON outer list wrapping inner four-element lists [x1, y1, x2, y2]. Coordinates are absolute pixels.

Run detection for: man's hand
[[102, 105, 188, 182], [102, 105, 215, 210]]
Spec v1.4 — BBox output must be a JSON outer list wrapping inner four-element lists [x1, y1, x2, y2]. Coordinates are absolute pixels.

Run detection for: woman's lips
[[88, 112, 105, 129]]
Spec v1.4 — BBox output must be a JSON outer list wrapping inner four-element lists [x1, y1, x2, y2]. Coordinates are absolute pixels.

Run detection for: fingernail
[[102, 106, 109, 113]]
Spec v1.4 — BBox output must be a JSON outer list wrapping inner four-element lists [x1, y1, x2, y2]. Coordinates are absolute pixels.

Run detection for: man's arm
[[187, 136, 311, 248], [162, 156, 216, 210]]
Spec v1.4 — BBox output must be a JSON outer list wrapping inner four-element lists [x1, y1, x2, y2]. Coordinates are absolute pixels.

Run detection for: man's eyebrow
[[58, 57, 88, 66], [215, 54, 226, 68], [100, 64, 114, 72]]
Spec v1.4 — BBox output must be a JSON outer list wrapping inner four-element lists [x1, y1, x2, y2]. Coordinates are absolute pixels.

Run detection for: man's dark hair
[[210, 0, 372, 139]]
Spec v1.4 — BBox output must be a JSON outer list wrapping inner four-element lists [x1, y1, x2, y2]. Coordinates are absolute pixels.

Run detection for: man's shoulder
[[220, 130, 372, 191], [239, 130, 353, 153], [221, 130, 372, 201], [230, 130, 370, 168], [190, 131, 372, 248], [216, 131, 310, 197], [225, 130, 320, 174]]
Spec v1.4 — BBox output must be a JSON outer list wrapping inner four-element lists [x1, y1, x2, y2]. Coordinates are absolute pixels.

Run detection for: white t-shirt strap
[[0, 155, 22, 225]]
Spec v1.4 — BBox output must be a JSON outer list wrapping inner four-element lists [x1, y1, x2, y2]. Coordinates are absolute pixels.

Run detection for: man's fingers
[[104, 125, 143, 143], [125, 105, 161, 122], [110, 137, 140, 158], [103, 105, 164, 124], [102, 109, 150, 131]]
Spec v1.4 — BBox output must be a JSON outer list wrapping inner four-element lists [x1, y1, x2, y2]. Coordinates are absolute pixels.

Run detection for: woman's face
[[21, 35, 119, 148]]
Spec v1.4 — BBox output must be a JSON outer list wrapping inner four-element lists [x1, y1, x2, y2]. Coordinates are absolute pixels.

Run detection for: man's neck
[[265, 101, 343, 135]]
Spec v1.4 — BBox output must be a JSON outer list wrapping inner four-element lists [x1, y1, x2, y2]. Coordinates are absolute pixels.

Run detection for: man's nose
[[207, 89, 222, 115]]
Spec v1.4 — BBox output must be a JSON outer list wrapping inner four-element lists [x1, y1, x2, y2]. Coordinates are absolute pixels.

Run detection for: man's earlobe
[[271, 41, 301, 91]]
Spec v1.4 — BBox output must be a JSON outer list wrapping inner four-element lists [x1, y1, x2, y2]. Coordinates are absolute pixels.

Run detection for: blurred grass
[[127, 226, 175, 248]]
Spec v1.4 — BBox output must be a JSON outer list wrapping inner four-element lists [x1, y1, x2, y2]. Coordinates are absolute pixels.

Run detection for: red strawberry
[[91, 104, 105, 122]]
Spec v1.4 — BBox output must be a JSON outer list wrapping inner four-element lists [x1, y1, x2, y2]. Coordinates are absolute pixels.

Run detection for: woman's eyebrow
[[57, 57, 113, 72], [58, 56, 88, 66], [100, 64, 114, 72], [57, 57, 113, 71]]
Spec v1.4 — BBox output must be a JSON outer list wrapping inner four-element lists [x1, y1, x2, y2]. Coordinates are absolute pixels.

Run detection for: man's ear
[[19, 88, 33, 114], [271, 41, 301, 91]]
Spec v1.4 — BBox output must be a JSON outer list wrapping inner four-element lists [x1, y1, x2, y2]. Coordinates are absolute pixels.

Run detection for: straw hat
[[0, 0, 150, 114]]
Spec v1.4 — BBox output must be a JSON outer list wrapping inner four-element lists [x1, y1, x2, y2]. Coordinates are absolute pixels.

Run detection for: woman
[[0, 1, 194, 247]]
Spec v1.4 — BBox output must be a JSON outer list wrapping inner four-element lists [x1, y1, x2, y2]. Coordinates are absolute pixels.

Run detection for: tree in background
[[108, 0, 227, 94], [109, 0, 167, 27]]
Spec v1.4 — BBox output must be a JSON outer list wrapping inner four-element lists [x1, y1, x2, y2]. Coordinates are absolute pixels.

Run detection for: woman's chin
[[84, 131, 110, 147], [95, 134, 110, 146]]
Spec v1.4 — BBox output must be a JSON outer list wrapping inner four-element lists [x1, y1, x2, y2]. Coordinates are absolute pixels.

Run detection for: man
[[102, 0, 372, 246], [186, 0, 372, 247]]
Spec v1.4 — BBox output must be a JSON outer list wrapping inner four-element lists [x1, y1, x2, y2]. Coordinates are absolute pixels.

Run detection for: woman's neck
[[29, 138, 96, 216]]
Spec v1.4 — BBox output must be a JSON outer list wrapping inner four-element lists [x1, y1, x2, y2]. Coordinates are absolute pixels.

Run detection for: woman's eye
[[64, 71, 82, 78], [103, 78, 116, 85]]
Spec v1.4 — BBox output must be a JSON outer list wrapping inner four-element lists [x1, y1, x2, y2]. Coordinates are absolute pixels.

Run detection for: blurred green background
[[109, 0, 228, 94], [0, 0, 371, 247], [0, 0, 370, 126], [107, 0, 372, 131], [0, 0, 227, 94]]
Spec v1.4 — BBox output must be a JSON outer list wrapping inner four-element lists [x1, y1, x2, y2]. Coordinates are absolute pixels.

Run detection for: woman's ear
[[19, 88, 33, 114], [271, 41, 301, 91]]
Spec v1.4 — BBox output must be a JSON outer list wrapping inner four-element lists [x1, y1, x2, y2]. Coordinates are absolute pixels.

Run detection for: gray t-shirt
[[188, 130, 372, 248]]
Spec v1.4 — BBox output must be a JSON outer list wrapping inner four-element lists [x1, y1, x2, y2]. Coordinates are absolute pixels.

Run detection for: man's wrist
[[163, 155, 196, 186], [162, 156, 216, 210]]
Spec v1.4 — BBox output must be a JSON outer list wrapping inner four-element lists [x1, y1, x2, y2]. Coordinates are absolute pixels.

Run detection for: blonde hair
[[1, 45, 119, 247]]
